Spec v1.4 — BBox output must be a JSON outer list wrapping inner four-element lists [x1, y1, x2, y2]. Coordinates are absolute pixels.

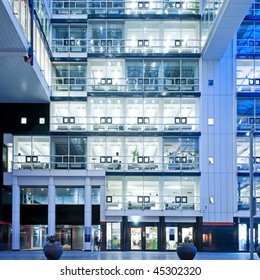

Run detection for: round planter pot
[[43, 243, 63, 260], [256, 245, 260, 258], [177, 244, 197, 260]]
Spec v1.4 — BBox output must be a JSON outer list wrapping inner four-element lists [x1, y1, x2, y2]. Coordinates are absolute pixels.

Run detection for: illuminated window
[[208, 118, 214, 125], [39, 118, 45, 124], [21, 117, 27, 124]]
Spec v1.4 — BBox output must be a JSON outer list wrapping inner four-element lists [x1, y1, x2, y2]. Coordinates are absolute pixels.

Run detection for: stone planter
[[176, 243, 197, 260], [43, 242, 63, 260]]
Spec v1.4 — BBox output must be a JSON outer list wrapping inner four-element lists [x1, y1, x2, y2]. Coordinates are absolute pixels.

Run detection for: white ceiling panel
[[202, 0, 253, 60], [0, 0, 50, 103]]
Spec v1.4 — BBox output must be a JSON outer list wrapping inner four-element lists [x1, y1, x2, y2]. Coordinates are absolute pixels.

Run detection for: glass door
[[56, 227, 72, 249], [32, 228, 41, 249], [130, 227, 142, 250], [145, 226, 158, 250], [31, 226, 47, 250], [166, 226, 178, 250], [238, 224, 247, 251], [130, 225, 158, 250], [181, 227, 193, 243]]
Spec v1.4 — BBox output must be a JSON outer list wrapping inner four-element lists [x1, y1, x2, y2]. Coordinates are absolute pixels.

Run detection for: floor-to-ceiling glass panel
[[32, 226, 46, 249], [166, 226, 178, 250], [106, 177, 123, 210], [56, 227, 72, 250], [238, 224, 247, 251], [92, 225, 101, 251], [125, 60, 143, 91], [106, 223, 121, 250], [145, 226, 158, 250], [130, 227, 142, 250], [69, 137, 87, 169], [143, 177, 160, 210], [56, 187, 84, 204], [20, 225, 47, 250], [106, 98, 124, 131], [126, 177, 144, 209], [182, 227, 193, 243]]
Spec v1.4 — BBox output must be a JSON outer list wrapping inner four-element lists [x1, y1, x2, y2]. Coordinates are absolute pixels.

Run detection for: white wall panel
[[201, 42, 236, 223]]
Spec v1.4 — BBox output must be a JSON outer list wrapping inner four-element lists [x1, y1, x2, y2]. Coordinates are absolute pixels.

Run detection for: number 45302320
[[153, 266, 202, 276]]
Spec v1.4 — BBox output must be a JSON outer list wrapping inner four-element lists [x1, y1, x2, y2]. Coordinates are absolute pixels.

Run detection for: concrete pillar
[[12, 176, 20, 250], [84, 177, 92, 251], [48, 177, 56, 235]]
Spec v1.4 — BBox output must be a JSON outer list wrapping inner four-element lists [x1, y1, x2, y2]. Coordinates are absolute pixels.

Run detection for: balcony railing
[[50, 116, 200, 132], [13, 155, 200, 171], [51, 77, 199, 97], [51, 38, 200, 55], [237, 77, 260, 92], [105, 195, 200, 211], [51, 0, 200, 16], [237, 156, 260, 172], [237, 116, 260, 131], [238, 196, 260, 211]]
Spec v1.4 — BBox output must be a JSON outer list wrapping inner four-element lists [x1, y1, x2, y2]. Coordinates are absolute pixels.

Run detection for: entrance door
[[145, 226, 158, 250], [181, 227, 193, 243], [130, 227, 142, 250], [130, 225, 158, 250], [31, 226, 47, 250]]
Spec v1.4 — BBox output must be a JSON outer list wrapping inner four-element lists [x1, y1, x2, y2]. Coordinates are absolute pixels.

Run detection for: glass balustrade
[[105, 195, 200, 211], [52, 0, 200, 16], [50, 116, 200, 132], [51, 38, 200, 55], [13, 154, 199, 171], [52, 0, 88, 15], [51, 78, 199, 97]]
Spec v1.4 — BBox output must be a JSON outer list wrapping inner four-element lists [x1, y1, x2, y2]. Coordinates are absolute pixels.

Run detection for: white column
[[100, 184, 106, 222], [48, 177, 56, 235], [12, 177, 20, 250], [84, 178, 92, 251]]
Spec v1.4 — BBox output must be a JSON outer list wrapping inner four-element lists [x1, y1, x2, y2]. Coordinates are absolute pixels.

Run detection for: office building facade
[[0, 0, 257, 252]]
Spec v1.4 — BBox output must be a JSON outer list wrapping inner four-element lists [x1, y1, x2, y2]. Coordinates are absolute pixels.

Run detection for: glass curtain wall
[[106, 176, 200, 211], [50, 137, 87, 169], [88, 59, 125, 92], [237, 97, 260, 131], [164, 137, 199, 171], [50, 101, 87, 131], [88, 136, 161, 171], [237, 22, 260, 55], [237, 60, 260, 92], [52, 63, 87, 97], [52, 25, 87, 53], [88, 21, 124, 53], [56, 187, 84, 204], [125, 20, 200, 54], [86, 97, 199, 132], [13, 136, 50, 170], [238, 176, 260, 211], [21, 187, 48, 204], [237, 136, 260, 172]]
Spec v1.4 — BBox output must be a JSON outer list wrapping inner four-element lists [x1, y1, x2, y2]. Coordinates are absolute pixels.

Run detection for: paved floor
[[0, 250, 259, 260]]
